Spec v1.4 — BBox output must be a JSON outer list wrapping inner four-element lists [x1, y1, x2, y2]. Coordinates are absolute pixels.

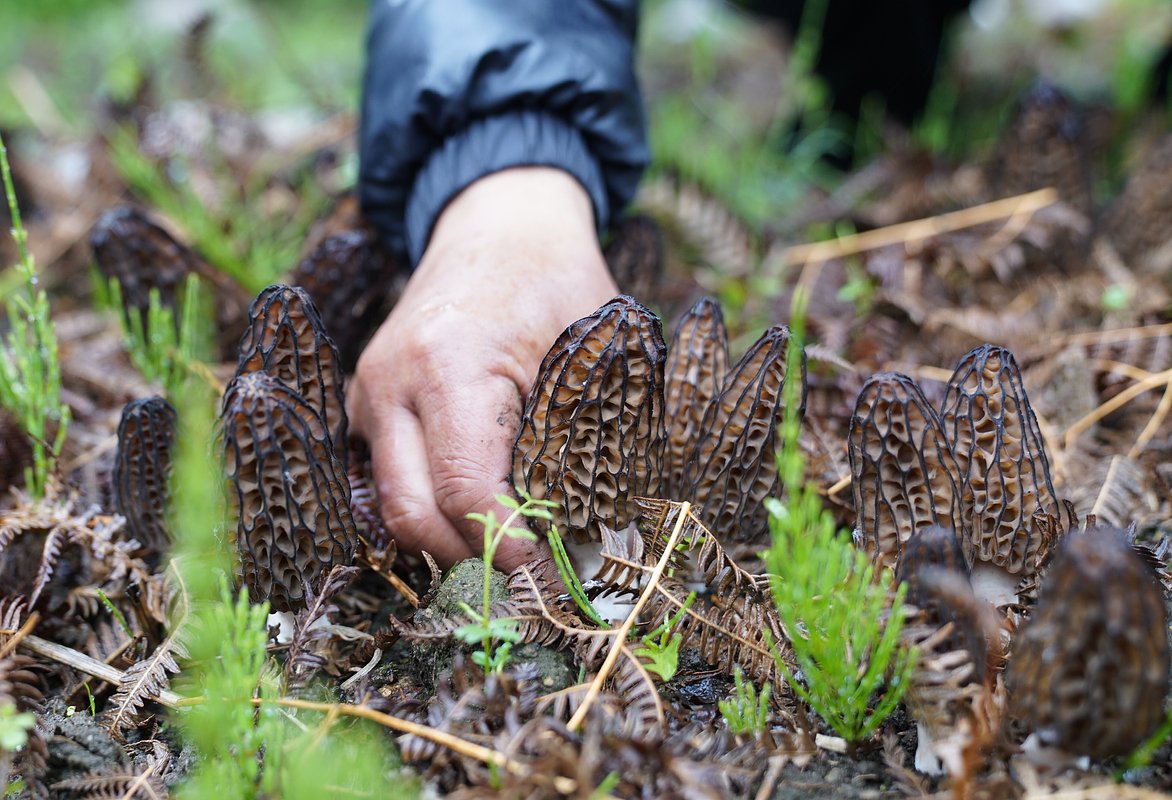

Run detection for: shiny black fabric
[[359, 0, 648, 264]]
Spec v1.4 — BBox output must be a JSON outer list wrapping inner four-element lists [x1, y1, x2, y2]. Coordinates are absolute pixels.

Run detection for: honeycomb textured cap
[[513, 295, 667, 544], [682, 324, 804, 544], [237, 284, 349, 469], [221, 371, 358, 612], [1102, 134, 1172, 269], [663, 297, 728, 499], [849, 372, 967, 571], [113, 396, 177, 552], [89, 206, 194, 316], [939, 344, 1059, 575], [1007, 526, 1170, 760], [990, 81, 1092, 218], [287, 229, 399, 372]]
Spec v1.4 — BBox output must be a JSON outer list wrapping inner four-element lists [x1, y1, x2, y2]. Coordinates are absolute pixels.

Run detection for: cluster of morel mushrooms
[[94, 199, 1171, 787]]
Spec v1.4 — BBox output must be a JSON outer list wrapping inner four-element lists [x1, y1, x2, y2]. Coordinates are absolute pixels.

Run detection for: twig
[[1130, 376, 1172, 459], [0, 612, 39, 660], [19, 634, 182, 708], [567, 501, 692, 731], [1063, 367, 1172, 450], [777, 188, 1057, 268], [250, 696, 578, 794]]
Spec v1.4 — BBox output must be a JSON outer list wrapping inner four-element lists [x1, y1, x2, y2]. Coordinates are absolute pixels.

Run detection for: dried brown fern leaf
[[113, 397, 177, 554], [0, 599, 47, 797], [52, 764, 168, 800], [593, 499, 786, 688], [101, 622, 187, 737], [663, 297, 729, 498], [849, 372, 968, 570], [639, 175, 758, 277], [681, 325, 804, 544], [221, 371, 358, 612], [236, 284, 349, 467], [1067, 455, 1154, 529], [285, 564, 360, 688], [513, 295, 667, 543]]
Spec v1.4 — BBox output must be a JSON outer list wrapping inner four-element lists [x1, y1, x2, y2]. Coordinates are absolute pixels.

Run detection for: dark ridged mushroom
[[849, 372, 967, 571], [285, 229, 399, 372], [663, 297, 728, 498], [896, 526, 990, 775], [113, 396, 177, 552], [681, 325, 804, 543], [989, 81, 1093, 219], [604, 214, 664, 302], [221, 371, 358, 612], [939, 344, 1060, 605], [237, 284, 348, 468], [89, 205, 248, 354], [1102, 134, 1172, 272], [513, 295, 667, 544], [1007, 526, 1170, 760]]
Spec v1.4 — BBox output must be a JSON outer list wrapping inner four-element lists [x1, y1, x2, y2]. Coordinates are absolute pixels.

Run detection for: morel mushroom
[[604, 214, 664, 302], [1102, 134, 1172, 272], [663, 297, 728, 498], [1007, 526, 1170, 761], [849, 372, 967, 571], [939, 344, 1059, 606], [286, 229, 399, 371], [896, 526, 989, 776], [89, 205, 248, 355], [113, 396, 177, 552], [989, 81, 1092, 218], [221, 371, 358, 612], [236, 284, 348, 467], [681, 325, 804, 543], [513, 295, 666, 544]]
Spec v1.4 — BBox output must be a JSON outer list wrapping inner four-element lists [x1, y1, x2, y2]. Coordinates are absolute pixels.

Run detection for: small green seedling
[[765, 289, 915, 748], [0, 132, 70, 499], [634, 592, 695, 682], [455, 491, 551, 674], [719, 667, 772, 737], [548, 524, 608, 628]]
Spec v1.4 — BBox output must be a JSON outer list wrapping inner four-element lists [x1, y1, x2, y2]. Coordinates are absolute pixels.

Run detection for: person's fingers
[[418, 373, 550, 573], [367, 403, 475, 567]]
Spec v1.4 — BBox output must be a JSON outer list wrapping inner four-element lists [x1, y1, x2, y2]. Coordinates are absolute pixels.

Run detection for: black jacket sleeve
[[358, 0, 648, 265]]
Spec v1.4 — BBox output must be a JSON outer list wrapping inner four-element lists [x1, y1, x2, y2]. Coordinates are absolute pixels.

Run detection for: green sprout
[[456, 491, 550, 674], [718, 667, 772, 737], [765, 289, 915, 748], [0, 132, 70, 499]]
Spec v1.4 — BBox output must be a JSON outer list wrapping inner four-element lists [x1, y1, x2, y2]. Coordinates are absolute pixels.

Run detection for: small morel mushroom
[[603, 214, 664, 302], [221, 371, 358, 612], [896, 526, 990, 776], [237, 284, 349, 467], [513, 295, 667, 543], [1102, 134, 1172, 272], [681, 325, 804, 543], [663, 297, 728, 498], [113, 396, 177, 552], [89, 206, 195, 318], [939, 344, 1059, 606], [1007, 526, 1170, 761], [849, 372, 967, 570], [989, 81, 1092, 218], [286, 229, 398, 371], [89, 205, 248, 354]]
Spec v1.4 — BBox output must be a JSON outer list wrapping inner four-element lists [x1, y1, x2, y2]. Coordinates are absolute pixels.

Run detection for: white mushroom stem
[[914, 721, 944, 775], [969, 562, 1021, 609]]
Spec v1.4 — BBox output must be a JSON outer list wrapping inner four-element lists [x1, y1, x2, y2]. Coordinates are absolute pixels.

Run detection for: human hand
[[347, 167, 618, 570]]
